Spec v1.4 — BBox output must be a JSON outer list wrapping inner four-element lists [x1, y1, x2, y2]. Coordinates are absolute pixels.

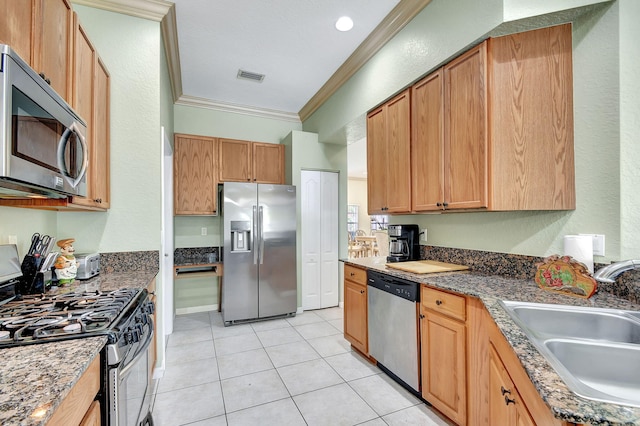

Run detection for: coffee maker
[[387, 224, 420, 263]]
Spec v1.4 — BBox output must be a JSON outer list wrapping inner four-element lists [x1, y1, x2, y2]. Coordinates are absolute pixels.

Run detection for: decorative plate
[[534, 255, 597, 298]]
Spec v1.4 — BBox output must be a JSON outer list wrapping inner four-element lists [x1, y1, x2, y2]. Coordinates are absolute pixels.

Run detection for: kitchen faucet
[[593, 260, 640, 283]]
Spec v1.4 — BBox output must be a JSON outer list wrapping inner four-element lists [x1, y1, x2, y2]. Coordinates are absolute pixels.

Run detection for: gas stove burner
[[0, 287, 144, 346]]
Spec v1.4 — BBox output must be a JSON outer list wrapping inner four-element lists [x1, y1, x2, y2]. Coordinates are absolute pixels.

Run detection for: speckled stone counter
[[344, 257, 640, 425], [0, 336, 106, 426], [48, 270, 158, 294], [0, 270, 157, 425]]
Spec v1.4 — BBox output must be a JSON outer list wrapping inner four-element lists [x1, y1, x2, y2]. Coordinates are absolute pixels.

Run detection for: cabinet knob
[[419, 314, 425, 319], [504, 396, 516, 406], [360, 289, 365, 294], [500, 386, 511, 395], [436, 202, 442, 207], [350, 272, 355, 276], [435, 300, 443, 305], [443, 202, 449, 208]]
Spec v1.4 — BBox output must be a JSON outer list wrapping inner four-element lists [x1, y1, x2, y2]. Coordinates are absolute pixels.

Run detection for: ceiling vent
[[237, 69, 265, 83]]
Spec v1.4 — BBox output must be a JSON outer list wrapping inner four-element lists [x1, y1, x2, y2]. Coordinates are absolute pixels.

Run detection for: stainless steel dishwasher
[[367, 270, 420, 394]]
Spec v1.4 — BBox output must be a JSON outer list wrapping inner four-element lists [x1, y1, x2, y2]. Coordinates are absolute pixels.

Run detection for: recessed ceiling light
[[335, 16, 354, 32]]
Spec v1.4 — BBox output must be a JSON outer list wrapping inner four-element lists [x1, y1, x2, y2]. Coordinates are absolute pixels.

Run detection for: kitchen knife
[[27, 233, 40, 256]]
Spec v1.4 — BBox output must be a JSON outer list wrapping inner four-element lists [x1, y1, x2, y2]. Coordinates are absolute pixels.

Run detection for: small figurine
[[54, 238, 79, 285]]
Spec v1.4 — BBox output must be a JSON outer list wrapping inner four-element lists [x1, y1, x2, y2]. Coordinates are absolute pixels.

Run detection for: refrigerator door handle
[[253, 205, 258, 265], [259, 206, 265, 265]]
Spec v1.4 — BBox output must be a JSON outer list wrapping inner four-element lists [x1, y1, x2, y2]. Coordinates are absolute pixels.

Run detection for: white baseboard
[[339, 301, 344, 308], [176, 304, 218, 315]]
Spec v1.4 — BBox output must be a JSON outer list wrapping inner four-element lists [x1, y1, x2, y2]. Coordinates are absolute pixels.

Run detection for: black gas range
[[0, 288, 147, 347], [0, 244, 155, 426]]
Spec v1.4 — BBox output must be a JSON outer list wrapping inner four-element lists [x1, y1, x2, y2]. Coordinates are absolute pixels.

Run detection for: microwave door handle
[[253, 205, 258, 265], [56, 122, 88, 188], [259, 206, 264, 265]]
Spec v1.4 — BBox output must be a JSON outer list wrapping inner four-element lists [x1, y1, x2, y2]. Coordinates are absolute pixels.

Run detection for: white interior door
[[301, 170, 339, 310]]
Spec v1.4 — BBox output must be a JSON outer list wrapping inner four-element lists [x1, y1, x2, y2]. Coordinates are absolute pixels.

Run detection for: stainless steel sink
[[507, 303, 640, 344], [500, 300, 640, 407]]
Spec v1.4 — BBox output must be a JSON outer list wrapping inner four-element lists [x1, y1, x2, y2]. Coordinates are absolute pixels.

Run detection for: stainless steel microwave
[[0, 44, 87, 198]]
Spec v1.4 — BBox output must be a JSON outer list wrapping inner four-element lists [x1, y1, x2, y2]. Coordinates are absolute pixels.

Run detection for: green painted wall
[[57, 5, 163, 255], [303, 0, 634, 263], [0, 209, 57, 257]]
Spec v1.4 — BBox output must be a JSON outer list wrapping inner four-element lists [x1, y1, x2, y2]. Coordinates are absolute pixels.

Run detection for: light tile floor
[[151, 307, 454, 426]]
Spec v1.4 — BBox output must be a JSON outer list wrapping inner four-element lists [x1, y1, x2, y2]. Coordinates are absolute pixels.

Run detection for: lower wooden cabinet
[[343, 264, 368, 354], [420, 286, 467, 425], [489, 344, 535, 426], [481, 306, 570, 426], [48, 354, 101, 426], [79, 400, 101, 426]]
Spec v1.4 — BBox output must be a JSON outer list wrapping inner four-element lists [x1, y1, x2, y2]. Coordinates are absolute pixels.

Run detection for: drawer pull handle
[[435, 300, 443, 305], [504, 396, 516, 405], [501, 386, 511, 395]]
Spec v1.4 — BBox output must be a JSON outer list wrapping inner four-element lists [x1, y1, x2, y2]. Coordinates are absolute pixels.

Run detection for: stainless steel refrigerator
[[221, 182, 297, 325]]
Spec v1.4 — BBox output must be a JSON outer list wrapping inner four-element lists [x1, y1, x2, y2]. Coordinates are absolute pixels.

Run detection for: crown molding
[[298, 0, 432, 122], [161, 4, 183, 101], [176, 95, 302, 123], [72, 0, 172, 22]]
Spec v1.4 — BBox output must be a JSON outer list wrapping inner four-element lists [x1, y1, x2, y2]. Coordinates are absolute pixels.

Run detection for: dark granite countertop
[[0, 336, 107, 426], [344, 257, 640, 425], [0, 270, 157, 425]]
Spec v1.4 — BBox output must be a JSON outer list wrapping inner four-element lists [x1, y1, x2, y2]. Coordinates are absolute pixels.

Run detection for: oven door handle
[[119, 319, 154, 380]]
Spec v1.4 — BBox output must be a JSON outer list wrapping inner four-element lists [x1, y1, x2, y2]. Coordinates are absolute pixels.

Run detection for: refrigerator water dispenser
[[230, 221, 251, 252]]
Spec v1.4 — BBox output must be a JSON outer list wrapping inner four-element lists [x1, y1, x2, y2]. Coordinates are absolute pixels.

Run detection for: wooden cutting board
[[385, 260, 469, 274]]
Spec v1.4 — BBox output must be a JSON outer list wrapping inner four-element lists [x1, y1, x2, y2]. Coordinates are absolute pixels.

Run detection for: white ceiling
[[170, 0, 401, 117]]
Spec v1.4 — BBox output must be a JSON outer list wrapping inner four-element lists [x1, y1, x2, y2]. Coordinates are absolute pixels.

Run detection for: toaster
[[75, 253, 100, 280]]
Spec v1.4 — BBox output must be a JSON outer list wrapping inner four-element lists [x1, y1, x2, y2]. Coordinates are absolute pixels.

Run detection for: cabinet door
[[219, 139, 252, 182], [344, 280, 367, 354], [174, 135, 217, 215], [412, 70, 444, 211], [34, 0, 73, 102], [421, 310, 467, 425], [253, 143, 284, 184], [366, 106, 387, 214], [489, 344, 535, 426], [444, 42, 488, 210], [69, 17, 97, 209], [91, 56, 111, 208], [384, 89, 411, 213], [0, 0, 36, 64]]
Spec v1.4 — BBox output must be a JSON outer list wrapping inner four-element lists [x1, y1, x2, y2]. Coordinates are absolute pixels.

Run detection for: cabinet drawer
[[422, 286, 466, 321], [344, 265, 367, 286]]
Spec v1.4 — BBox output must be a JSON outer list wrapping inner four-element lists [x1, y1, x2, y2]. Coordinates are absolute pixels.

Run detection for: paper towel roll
[[564, 235, 594, 273]]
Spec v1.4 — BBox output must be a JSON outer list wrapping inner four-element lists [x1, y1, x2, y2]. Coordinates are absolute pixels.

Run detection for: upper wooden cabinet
[[1, 0, 74, 102], [218, 139, 285, 184], [367, 89, 411, 214], [0, 0, 37, 64], [174, 134, 218, 215], [0, 7, 111, 212], [69, 16, 110, 210], [410, 24, 575, 212]]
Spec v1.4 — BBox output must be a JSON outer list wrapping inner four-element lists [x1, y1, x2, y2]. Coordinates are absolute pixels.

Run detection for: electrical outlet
[[420, 228, 428, 243], [201, 227, 207, 236], [579, 233, 605, 256]]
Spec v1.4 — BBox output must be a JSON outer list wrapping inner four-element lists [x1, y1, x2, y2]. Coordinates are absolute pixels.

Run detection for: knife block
[[19, 255, 43, 294]]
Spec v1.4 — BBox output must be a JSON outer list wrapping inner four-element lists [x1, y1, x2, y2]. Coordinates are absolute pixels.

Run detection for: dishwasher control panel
[[367, 270, 419, 302]]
